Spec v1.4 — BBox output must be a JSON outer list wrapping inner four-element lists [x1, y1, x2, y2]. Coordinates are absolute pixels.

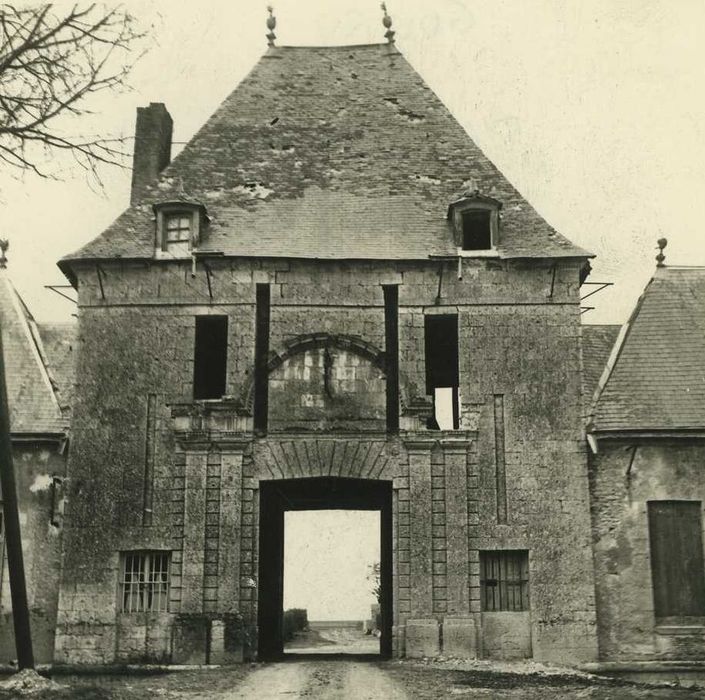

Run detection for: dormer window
[[462, 209, 491, 250], [448, 190, 501, 255], [153, 201, 207, 258], [164, 213, 192, 256]]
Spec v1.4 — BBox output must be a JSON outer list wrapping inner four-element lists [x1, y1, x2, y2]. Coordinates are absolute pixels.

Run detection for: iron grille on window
[[120, 551, 170, 613], [480, 550, 529, 611]]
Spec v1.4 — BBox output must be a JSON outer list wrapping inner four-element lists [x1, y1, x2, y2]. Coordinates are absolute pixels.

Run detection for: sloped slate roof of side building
[[0, 274, 76, 435], [591, 267, 705, 433], [61, 44, 591, 266], [581, 324, 620, 413]]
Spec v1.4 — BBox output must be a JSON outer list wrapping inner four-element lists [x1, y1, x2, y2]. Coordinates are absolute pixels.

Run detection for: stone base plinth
[[443, 616, 478, 658], [405, 618, 440, 658]]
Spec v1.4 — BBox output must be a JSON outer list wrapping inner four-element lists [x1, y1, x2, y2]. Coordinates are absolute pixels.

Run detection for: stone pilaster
[[405, 440, 434, 617], [181, 447, 208, 611], [217, 441, 248, 613], [444, 442, 471, 615]]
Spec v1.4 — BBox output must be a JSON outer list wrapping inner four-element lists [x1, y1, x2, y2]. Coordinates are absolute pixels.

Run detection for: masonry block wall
[[55, 255, 597, 665], [0, 443, 66, 663], [590, 441, 705, 661]]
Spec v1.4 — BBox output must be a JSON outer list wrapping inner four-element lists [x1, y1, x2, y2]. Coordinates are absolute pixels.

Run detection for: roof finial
[[656, 237, 667, 267], [266, 6, 277, 47], [381, 3, 396, 44], [0, 240, 7, 269]]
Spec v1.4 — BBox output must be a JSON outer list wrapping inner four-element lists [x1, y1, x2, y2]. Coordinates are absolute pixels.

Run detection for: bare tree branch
[[0, 4, 147, 182]]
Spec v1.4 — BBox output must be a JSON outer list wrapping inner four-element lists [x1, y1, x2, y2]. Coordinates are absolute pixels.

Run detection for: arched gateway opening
[[257, 477, 393, 660]]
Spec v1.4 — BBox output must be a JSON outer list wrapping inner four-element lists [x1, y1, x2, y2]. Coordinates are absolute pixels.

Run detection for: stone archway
[[257, 477, 393, 660], [238, 332, 415, 417]]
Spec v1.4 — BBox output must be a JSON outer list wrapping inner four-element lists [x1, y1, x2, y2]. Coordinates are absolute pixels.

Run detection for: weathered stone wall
[[0, 442, 66, 664], [269, 348, 386, 432], [590, 440, 705, 661], [56, 255, 597, 665]]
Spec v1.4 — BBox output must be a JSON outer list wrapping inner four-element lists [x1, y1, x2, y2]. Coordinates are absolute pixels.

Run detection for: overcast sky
[[284, 510, 379, 621], [3, 0, 704, 324]]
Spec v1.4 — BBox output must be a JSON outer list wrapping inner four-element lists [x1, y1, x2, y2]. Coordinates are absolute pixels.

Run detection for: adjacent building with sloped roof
[[53, 28, 601, 667], [581, 324, 620, 416], [588, 264, 705, 666], [0, 266, 76, 663]]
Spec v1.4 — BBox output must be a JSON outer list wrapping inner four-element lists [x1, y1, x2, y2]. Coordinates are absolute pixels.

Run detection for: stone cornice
[[402, 431, 476, 453], [174, 431, 251, 452]]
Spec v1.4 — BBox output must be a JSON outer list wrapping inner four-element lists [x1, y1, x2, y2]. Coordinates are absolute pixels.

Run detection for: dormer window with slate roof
[[448, 191, 502, 256], [154, 201, 207, 258]]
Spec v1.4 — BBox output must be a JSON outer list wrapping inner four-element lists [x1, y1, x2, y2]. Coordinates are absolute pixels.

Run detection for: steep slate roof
[[61, 44, 590, 269], [581, 324, 620, 412], [0, 274, 67, 435], [38, 322, 77, 415], [591, 267, 705, 432]]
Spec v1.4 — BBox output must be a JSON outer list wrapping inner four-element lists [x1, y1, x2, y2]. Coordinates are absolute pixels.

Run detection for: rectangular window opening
[[480, 550, 529, 612], [162, 212, 193, 256], [648, 501, 705, 621], [165, 214, 192, 243], [462, 210, 492, 250], [120, 551, 170, 613], [424, 315, 459, 430], [193, 315, 228, 400]]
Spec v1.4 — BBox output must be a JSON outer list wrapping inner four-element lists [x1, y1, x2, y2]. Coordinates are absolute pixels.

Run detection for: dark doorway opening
[[257, 477, 393, 660]]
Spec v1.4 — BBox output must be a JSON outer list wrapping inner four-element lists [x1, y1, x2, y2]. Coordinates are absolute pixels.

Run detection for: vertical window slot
[[383, 285, 399, 434], [193, 316, 228, 400], [254, 284, 271, 434], [424, 314, 459, 429]]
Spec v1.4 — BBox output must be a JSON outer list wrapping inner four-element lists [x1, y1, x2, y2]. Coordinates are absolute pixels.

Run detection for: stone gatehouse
[[52, 39, 599, 665]]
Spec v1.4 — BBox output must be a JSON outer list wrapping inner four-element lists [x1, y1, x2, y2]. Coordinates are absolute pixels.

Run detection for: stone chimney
[[130, 102, 173, 205]]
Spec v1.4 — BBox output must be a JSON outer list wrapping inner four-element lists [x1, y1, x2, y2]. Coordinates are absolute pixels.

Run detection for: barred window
[[120, 551, 170, 613], [480, 550, 529, 612]]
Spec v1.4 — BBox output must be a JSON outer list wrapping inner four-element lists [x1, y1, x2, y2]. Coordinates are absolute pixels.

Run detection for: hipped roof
[[0, 275, 69, 436], [61, 44, 590, 273], [591, 267, 705, 433], [581, 324, 620, 414]]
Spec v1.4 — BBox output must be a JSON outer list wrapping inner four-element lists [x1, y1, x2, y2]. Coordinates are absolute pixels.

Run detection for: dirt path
[[3, 659, 702, 700], [221, 660, 408, 699]]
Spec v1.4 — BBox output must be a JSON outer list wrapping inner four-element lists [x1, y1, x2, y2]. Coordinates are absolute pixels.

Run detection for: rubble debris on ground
[[0, 669, 62, 695]]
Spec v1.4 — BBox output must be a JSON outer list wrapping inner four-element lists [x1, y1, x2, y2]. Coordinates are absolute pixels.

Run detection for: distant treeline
[[283, 608, 309, 641]]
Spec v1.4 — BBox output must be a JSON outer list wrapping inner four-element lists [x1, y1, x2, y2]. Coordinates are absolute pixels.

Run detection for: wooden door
[[648, 501, 705, 619]]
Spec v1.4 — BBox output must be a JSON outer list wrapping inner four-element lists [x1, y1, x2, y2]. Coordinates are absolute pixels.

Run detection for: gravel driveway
[[2, 659, 704, 699], [222, 659, 407, 699]]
